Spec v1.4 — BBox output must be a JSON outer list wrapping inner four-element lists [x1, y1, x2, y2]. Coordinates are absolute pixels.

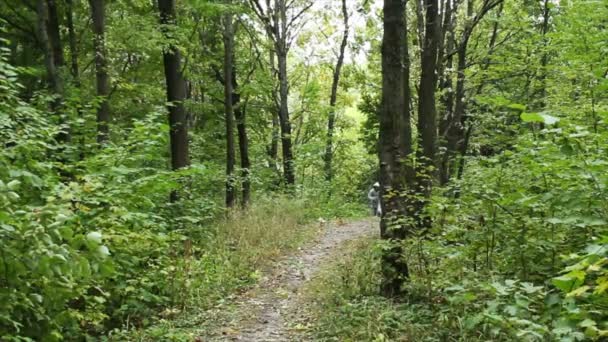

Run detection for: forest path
[[206, 219, 377, 341]]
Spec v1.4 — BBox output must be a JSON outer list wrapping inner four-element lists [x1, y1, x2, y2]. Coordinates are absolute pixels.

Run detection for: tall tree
[[249, 0, 313, 187], [379, 0, 413, 297], [89, 0, 111, 144], [416, 0, 440, 199], [223, 8, 236, 208], [158, 0, 190, 201], [323, 0, 349, 185]]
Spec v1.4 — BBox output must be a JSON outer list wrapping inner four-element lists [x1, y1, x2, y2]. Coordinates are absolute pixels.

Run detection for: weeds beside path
[[204, 219, 377, 341]]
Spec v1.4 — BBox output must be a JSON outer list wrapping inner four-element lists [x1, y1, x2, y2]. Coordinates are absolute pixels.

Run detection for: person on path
[[368, 182, 381, 216]]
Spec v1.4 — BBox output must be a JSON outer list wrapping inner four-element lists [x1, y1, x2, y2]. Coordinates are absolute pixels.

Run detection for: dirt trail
[[207, 219, 377, 341]]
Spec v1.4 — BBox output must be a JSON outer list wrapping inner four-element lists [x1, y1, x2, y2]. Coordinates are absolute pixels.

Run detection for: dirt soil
[[204, 219, 377, 341]]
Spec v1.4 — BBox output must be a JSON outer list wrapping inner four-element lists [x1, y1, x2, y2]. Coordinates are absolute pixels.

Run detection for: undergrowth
[[107, 197, 321, 341]]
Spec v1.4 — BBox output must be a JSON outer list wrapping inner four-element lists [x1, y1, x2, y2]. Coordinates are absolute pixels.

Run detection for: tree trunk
[[417, 0, 440, 198], [89, 0, 111, 144], [230, 65, 251, 207], [323, 0, 349, 185], [46, 0, 64, 68], [223, 10, 236, 208], [37, 0, 67, 143], [438, 0, 456, 185], [235, 93, 251, 207], [379, 0, 412, 297], [66, 0, 85, 159], [276, 47, 295, 186], [537, 0, 550, 109], [66, 0, 79, 85], [267, 48, 280, 182], [159, 0, 190, 202], [441, 0, 504, 184]]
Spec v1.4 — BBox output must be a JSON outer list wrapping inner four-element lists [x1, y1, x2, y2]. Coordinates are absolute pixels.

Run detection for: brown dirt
[[205, 219, 377, 341]]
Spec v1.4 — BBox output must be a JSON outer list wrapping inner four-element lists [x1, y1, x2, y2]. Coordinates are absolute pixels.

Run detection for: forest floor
[[201, 218, 377, 341]]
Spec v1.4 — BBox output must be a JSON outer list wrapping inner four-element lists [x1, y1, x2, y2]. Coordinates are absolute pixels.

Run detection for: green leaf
[[520, 112, 560, 125], [553, 270, 585, 292], [521, 112, 545, 123]]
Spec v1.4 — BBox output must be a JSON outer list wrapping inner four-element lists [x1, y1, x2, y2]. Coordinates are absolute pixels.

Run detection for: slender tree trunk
[[90, 0, 111, 144], [66, 0, 79, 85], [223, 10, 236, 208], [234, 92, 251, 207], [159, 0, 190, 202], [379, 0, 412, 298], [456, 1, 504, 184], [443, 0, 504, 184], [267, 49, 280, 180], [438, 0, 456, 185], [66, 0, 85, 159], [537, 0, 550, 109], [274, 0, 295, 187], [323, 0, 349, 185], [276, 47, 295, 186]]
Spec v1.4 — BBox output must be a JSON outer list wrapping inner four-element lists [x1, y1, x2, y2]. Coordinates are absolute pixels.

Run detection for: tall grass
[[111, 196, 318, 340]]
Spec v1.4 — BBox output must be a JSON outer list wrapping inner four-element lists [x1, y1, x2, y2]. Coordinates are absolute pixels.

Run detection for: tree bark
[[379, 0, 412, 297], [89, 0, 111, 144], [223, 9, 236, 208], [323, 0, 349, 185], [159, 0, 190, 202]]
